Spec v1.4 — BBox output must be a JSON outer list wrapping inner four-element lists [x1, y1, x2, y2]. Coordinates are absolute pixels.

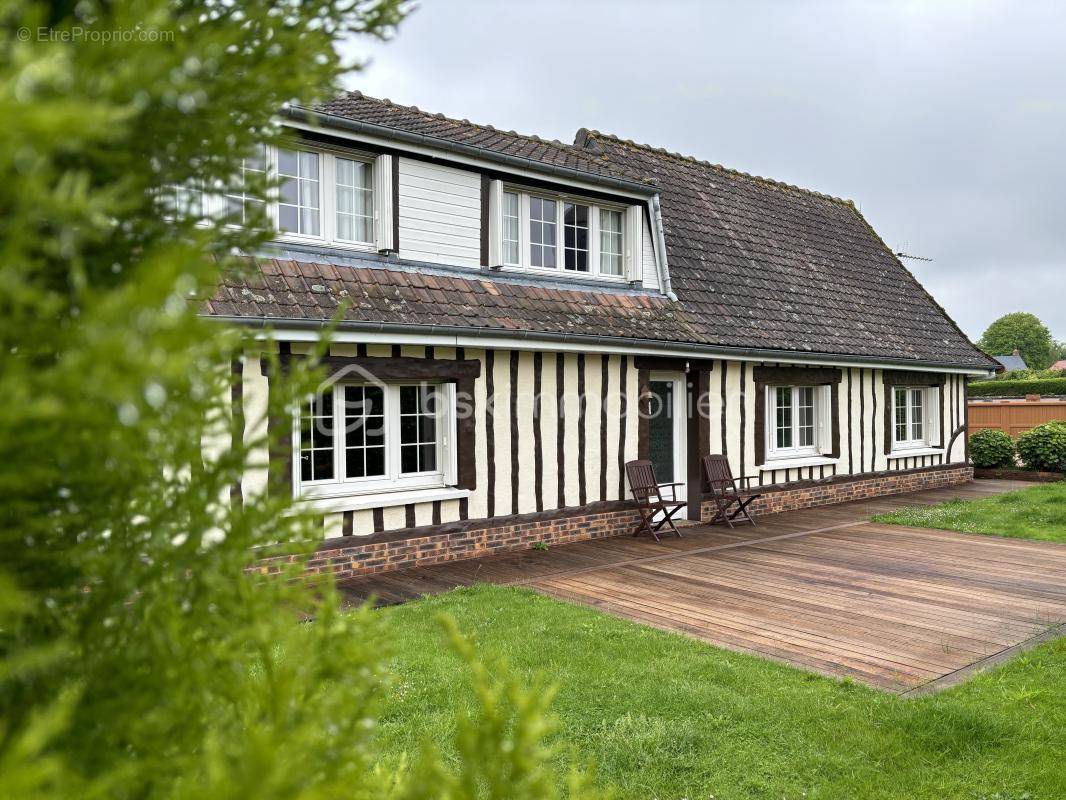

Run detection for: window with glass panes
[[530, 196, 557, 268], [342, 385, 385, 479], [563, 202, 589, 271], [768, 385, 819, 458], [297, 383, 447, 493], [599, 208, 623, 276], [224, 145, 267, 225], [334, 157, 373, 243], [163, 179, 204, 219], [893, 387, 925, 448], [502, 191, 520, 264], [502, 188, 627, 279], [277, 149, 320, 236], [299, 392, 335, 482], [399, 386, 438, 474]]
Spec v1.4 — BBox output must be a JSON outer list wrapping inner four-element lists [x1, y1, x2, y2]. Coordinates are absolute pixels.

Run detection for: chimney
[[1012, 348, 1021, 356]]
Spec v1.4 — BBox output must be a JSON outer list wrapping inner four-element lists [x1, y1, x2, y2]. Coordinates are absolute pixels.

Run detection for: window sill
[[887, 447, 944, 460], [761, 455, 839, 471], [272, 235, 376, 253], [496, 265, 628, 284], [293, 486, 470, 514]]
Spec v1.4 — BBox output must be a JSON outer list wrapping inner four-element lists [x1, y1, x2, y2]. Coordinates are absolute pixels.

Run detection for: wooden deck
[[339, 480, 1066, 692]]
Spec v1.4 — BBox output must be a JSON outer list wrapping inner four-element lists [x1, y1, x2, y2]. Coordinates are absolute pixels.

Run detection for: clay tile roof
[[210, 259, 703, 344], [312, 92, 641, 184], [574, 130, 994, 369]]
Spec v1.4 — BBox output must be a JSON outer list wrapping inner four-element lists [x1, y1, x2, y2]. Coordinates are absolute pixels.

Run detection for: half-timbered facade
[[203, 93, 995, 578]]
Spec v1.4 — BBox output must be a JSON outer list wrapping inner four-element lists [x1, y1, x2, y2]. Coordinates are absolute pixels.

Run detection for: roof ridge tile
[[580, 128, 853, 206]]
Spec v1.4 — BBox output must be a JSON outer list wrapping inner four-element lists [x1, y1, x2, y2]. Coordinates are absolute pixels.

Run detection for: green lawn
[[873, 480, 1066, 542], [375, 584, 1066, 800]]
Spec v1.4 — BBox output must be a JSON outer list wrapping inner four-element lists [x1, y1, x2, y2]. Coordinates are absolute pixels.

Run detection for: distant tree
[[1052, 339, 1066, 366], [978, 313, 1055, 370]]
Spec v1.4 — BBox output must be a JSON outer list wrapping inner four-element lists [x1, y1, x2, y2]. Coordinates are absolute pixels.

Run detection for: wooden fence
[[968, 397, 1066, 438]]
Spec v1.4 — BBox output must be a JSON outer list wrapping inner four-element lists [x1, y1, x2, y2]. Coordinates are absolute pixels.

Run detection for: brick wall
[[701, 465, 973, 520], [255, 504, 641, 581], [255, 465, 973, 581]]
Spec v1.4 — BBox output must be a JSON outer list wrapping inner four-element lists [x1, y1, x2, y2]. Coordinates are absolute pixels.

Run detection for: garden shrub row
[[969, 378, 1066, 397], [969, 422, 1066, 472]]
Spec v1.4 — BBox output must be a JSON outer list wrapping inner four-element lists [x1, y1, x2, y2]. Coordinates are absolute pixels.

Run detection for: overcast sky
[[341, 0, 1065, 343]]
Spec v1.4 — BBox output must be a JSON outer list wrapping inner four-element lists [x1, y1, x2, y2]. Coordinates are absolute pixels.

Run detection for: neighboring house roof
[[309, 92, 643, 187], [206, 94, 996, 370], [1051, 359, 1066, 371], [207, 257, 702, 344], [572, 130, 994, 369], [993, 352, 1029, 372]]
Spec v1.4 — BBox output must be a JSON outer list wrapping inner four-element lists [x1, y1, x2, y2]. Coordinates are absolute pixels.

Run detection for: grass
[[375, 584, 1066, 800], [872, 481, 1066, 542]]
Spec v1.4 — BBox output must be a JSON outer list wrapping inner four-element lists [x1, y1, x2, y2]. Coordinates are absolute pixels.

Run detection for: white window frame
[[333, 154, 376, 246], [500, 185, 628, 281], [294, 381, 458, 501], [197, 144, 380, 251], [501, 190, 521, 266], [891, 386, 939, 452], [276, 148, 323, 239], [765, 385, 830, 461]]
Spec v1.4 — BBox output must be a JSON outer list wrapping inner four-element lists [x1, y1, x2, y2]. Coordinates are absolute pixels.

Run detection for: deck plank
[[339, 479, 1066, 692]]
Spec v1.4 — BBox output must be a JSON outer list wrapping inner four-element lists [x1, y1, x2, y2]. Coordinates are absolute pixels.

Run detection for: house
[[992, 349, 1028, 373], [202, 93, 996, 578], [1049, 359, 1066, 372]]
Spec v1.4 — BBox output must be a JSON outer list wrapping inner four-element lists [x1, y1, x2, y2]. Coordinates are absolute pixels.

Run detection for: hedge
[[968, 428, 1015, 468], [969, 378, 1066, 398], [1016, 422, 1066, 472]]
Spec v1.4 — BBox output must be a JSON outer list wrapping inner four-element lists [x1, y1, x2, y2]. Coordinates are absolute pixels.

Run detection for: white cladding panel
[[397, 158, 481, 268]]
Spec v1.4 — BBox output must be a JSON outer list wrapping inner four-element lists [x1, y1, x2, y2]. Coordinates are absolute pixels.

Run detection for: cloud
[[340, 0, 1066, 340]]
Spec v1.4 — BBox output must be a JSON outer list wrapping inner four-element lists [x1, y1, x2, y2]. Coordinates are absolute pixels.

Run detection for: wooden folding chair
[[624, 459, 686, 542], [701, 454, 761, 528]]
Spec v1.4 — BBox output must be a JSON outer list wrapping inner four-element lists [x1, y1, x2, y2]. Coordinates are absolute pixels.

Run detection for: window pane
[[277, 148, 298, 176], [775, 386, 793, 449], [894, 388, 908, 442], [343, 385, 385, 479], [911, 389, 924, 441], [599, 208, 623, 276], [563, 203, 589, 272], [278, 148, 320, 236], [530, 197, 557, 268], [299, 391, 334, 482], [398, 385, 438, 474], [400, 444, 418, 474], [419, 443, 436, 472], [163, 180, 204, 219], [312, 449, 333, 480], [365, 446, 385, 477], [224, 144, 267, 225], [797, 386, 815, 447]]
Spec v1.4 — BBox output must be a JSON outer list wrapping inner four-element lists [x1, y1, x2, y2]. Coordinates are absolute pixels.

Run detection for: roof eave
[[282, 104, 658, 197], [206, 313, 994, 375]]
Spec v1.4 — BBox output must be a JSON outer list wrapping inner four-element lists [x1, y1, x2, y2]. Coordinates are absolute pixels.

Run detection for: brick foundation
[[256, 465, 974, 581], [701, 464, 974, 520], [255, 502, 641, 581]]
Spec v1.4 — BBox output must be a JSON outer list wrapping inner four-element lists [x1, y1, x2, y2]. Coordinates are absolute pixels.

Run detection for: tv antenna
[[895, 251, 934, 262]]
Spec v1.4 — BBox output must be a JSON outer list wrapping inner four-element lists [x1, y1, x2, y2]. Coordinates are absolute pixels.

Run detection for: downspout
[[649, 193, 677, 301]]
